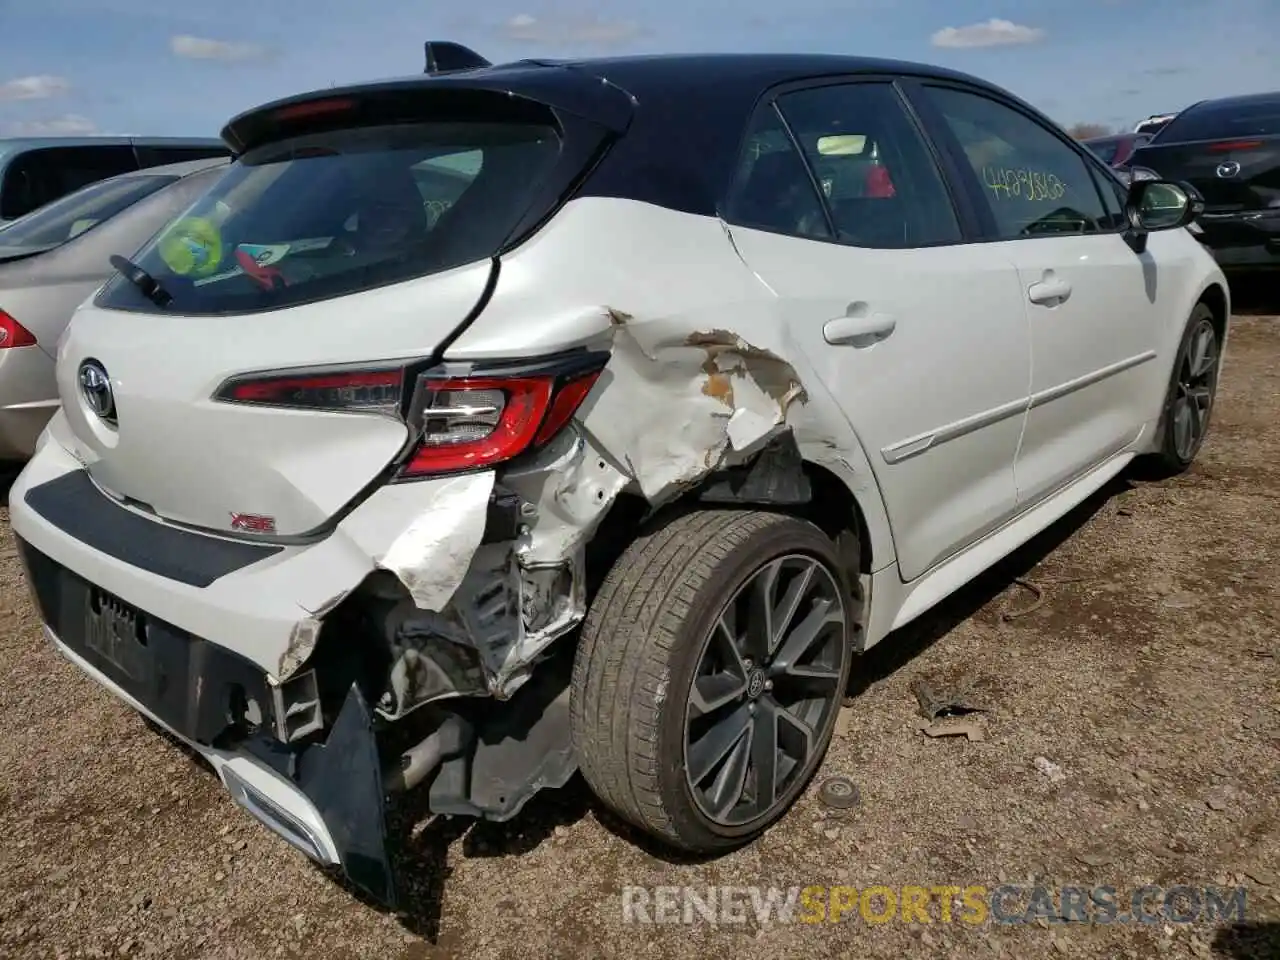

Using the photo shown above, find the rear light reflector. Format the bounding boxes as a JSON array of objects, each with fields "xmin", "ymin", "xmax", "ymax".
[
  {"xmin": 0, "ymin": 309, "xmax": 37, "ymax": 349},
  {"xmin": 1208, "ymin": 140, "xmax": 1263, "ymax": 152},
  {"xmin": 215, "ymin": 368, "xmax": 403, "ymax": 415}
]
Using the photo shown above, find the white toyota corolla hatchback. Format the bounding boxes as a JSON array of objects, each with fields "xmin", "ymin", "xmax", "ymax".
[{"xmin": 8, "ymin": 44, "xmax": 1228, "ymax": 906}]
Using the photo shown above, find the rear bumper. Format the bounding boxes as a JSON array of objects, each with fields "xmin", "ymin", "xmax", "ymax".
[
  {"xmin": 18, "ymin": 535, "xmax": 394, "ymax": 903},
  {"xmin": 7, "ymin": 420, "xmax": 582, "ymax": 907},
  {"xmin": 0, "ymin": 345, "xmax": 56, "ymax": 461},
  {"xmin": 1196, "ymin": 211, "xmax": 1280, "ymax": 269},
  {"xmin": 47, "ymin": 626, "xmax": 345, "ymax": 866},
  {"xmin": 9, "ymin": 419, "xmax": 407, "ymax": 679}
]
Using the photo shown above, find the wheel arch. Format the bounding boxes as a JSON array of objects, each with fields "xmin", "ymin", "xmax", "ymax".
[{"xmin": 1196, "ymin": 280, "xmax": 1229, "ymax": 350}]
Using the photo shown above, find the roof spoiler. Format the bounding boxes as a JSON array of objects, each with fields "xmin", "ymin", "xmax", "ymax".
[{"xmin": 424, "ymin": 41, "xmax": 491, "ymax": 75}]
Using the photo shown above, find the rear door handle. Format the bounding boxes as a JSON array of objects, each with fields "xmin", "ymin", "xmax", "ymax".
[
  {"xmin": 1027, "ymin": 272, "xmax": 1072, "ymax": 305},
  {"xmin": 824, "ymin": 307, "xmax": 896, "ymax": 347}
]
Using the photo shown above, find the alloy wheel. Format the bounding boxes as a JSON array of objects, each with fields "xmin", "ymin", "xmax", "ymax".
[
  {"xmin": 1172, "ymin": 318, "xmax": 1219, "ymax": 462},
  {"xmin": 682, "ymin": 554, "xmax": 847, "ymax": 827}
]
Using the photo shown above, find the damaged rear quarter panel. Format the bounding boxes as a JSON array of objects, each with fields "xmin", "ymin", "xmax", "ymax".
[{"xmin": 446, "ymin": 196, "xmax": 895, "ymax": 564}]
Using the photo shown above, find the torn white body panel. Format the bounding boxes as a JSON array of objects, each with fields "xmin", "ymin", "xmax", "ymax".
[
  {"xmin": 448, "ymin": 196, "xmax": 895, "ymax": 564},
  {"xmin": 7, "ymin": 419, "xmax": 500, "ymax": 681},
  {"xmin": 376, "ymin": 471, "xmax": 494, "ymax": 611}
]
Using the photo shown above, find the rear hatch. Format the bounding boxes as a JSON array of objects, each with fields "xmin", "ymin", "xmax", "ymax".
[
  {"xmin": 55, "ymin": 81, "xmax": 620, "ymax": 538},
  {"xmin": 1131, "ymin": 98, "xmax": 1280, "ymax": 213}
]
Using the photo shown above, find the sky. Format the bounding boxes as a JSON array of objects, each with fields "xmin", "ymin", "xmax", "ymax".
[{"xmin": 0, "ymin": 0, "xmax": 1277, "ymax": 139}]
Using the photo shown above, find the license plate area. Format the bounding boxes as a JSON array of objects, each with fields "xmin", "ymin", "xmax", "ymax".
[{"xmin": 83, "ymin": 587, "xmax": 149, "ymax": 683}]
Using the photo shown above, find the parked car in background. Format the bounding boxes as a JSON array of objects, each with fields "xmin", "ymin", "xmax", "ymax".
[
  {"xmin": 1083, "ymin": 131, "xmax": 1152, "ymax": 168},
  {"xmin": 1135, "ymin": 113, "xmax": 1179, "ymax": 136},
  {"xmin": 1128, "ymin": 90, "xmax": 1280, "ymax": 272},
  {"xmin": 0, "ymin": 157, "xmax": 229, "ymax": 460},
  {"xmin": 0, "ymin": 136, "xmax": 230, "ymax": 224},
  {"xmin": 8, "ymin": 44, "xmax": 1228, "ymax": 910}
]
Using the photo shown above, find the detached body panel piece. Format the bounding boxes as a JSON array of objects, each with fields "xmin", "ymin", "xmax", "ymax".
[{"xmin": 8, "ymin": 45, "xmax": 1229, "ymax": 908}]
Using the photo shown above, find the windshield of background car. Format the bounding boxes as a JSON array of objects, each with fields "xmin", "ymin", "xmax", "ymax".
[
  {"xmin": 96, "ymin": 120, "xmax": 561, "ymax": 315},
  {"xmin": 1156, "ymin": 99, "xmax": 1280, "ymax": 142},
  {"xmin": 0, "ymin": 174, "xmax": 175, "ymax": 250}
]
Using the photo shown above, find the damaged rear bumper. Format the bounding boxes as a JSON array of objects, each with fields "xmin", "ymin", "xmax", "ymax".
[
  {"xmin": 7, "ymin": 418, "xmax": 602, "ymax": 908},
  {"xmin": 21, "ymin": 535, "xmax": 578, "ymax": 908}
]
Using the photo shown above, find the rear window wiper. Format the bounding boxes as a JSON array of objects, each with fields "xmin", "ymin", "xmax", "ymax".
[{"xmin": 109, "ymin": 254, "xmax": 173, "ymax": 308}]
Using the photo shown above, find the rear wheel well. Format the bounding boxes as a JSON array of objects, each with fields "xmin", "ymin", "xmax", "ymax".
[{"xmin": 583, "ymin": 456, "xmax": 874, "ymax": 602}]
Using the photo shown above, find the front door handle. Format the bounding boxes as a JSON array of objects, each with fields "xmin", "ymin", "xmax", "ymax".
[
  {"xmin": 1027, "ymin": 271, "xmax": 1072, "ymax": 305},
  {"xmin": 824, "ymin": 306, "xmax": 897, "ymax": 347}
]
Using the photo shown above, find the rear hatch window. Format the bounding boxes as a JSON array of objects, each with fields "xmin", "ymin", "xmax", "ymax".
[{"xmin": 97, "ymin": 119, "xmax": 561, "ymax": 315}]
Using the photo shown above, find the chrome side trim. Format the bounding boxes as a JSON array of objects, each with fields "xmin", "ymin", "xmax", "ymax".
[
  {"xmin": 880, "ymin": 350, "xmax": 1157, "ymax": 466},
  {"xmin": 1027, "ymin": 350, "xmax": 1157, "ymax": 410},
  {"xmin": 881, "ymin": 396, "xmax": 1027, "ymax": 465}
]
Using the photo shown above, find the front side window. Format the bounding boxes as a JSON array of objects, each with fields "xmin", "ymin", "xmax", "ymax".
[
  {"xmin": 925, "ymin": 86, "xmax": 1110, "ymax": 240},
  {"xmin": 0, "ymin": 174, "xmax": 174, "ymax": 251},
  {"xmin": 776, "ymin": 82, "xmax": 962, "ymax": 248},
  {"xmin": 97, "ymin": 120, "xmax": 560, "ymax": 315}
]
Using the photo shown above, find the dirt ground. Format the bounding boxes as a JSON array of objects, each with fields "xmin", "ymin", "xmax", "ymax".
[{"xmin": 0, "ymin": 287, "xmax": 1277, "ymax": 960}]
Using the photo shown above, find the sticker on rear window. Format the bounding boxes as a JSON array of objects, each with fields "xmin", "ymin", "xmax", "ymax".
[
  {"xmin": 157, "ymin": 216, "xmax": 224, "ymax": 278},
  {"xmin": 192, "ymin": 237, "xmax": 336, "ymax": 286}
]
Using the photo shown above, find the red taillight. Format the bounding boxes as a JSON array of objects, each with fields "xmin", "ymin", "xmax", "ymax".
[
  {"xmin": 1208, "ymin": 140, "xmax": 1264, "ymax": 152},
  {"xmin": 401, "ymin": 376, "xmax": 554, "ymax": 476},
  {"xmin": 534, "ymin": 370, "xmax": 602, "ymax": 447},
  {"xmin": 0, "ymin": 309, "xmax": 37, "ymax": 349},
  {"xmin": 213, "ymin": 356, "xmax": 606, "ymax": 478},
  {"xmin": 215, "ymin": 368, "xmax": 404, "ymax": 415}
]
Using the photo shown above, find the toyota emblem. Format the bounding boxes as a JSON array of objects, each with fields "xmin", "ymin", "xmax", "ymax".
[
  {"xmin": 1216, "ymin": 161, "xmax": 1241, "ymax": 179},
  {"xmin": 78, "ymin": 359, "xmax": 116, "ymax": 423}
]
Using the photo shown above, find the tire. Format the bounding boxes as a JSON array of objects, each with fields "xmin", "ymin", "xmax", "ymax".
[
  {"xmin": 571, "ymin": 508, "xmax": 855, "ymax": 854},
  {"xmin": 1145, "ymin": 303, "xmax": 1222, "ymax": 477}
]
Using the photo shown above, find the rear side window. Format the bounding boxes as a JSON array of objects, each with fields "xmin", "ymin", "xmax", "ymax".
[
  {"xmin": 0, "ymin": 174, "xmax": 174, "ymax": 249},
  {"xmin": 723, "ymin": 105, "xmax": 832, "ymax": 240},
  {"xmin": 925, "ymin": 86, "xmax": 1110, "ymax": 239},
  {"xmin": 776, "ymin": 83, "xmax": 962, "ymax": 247},
  {"xmin": 98, "ymin": 120, "xmax": 560, "ymax": 315},
  {"xmin": 1156, "ymin": 98, "xmax": 1280, "ymax": 142}
]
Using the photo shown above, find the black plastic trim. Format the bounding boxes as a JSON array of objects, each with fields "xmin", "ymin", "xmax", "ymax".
[{"xmin": 23, "ymin": 471, "xmax": 281, "ymax": 588}]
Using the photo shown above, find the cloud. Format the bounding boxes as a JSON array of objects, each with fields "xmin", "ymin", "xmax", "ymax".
[
  {"xmin": 5, "ymin": 114, "xmax": 98, "ymax": 136},
  {"xmin": 498, "ymin": 13, "xmax": 644, "ymax": 47},
  {"xmin": 170, "ymin": 34, "xmax": 270, "ymax": 62},
  {"xmin": 931, "ymin": 18, "xmax": 1046, "ymax": 49},
  {"xmin": 0, "ymin": 75, "xmax": 72, "ymax": 102}
]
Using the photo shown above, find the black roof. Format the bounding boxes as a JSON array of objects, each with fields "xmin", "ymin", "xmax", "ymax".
[
  {"xmin": 222, "ymin": 51, "xmax": 1014, "ymax": 150},
  {"xmin": 218, "ymin": 50, "xmax": 1043, "ymax": 221}
]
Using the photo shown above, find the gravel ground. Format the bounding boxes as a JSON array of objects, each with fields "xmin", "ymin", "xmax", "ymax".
[{"xmin": 0, "ymin": 293, "xmax": 1277, "ymax": 960}]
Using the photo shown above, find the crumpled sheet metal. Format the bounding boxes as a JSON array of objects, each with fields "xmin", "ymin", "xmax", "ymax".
[
  {"xmin": 377, "ymin": 471, "xmax": 495, "ymax": 612},
  {"xmin": 369, "ymin": 307, "xmax": 820, "ymax": 706},
  {"xmin": 578, "ymin": 316, "xmax": 808, "ymax": 506}
]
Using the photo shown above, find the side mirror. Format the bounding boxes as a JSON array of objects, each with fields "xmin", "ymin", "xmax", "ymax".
[{"xmin": 1126, "ymin": 179, "xmax": 1203, "ymax": 232}]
